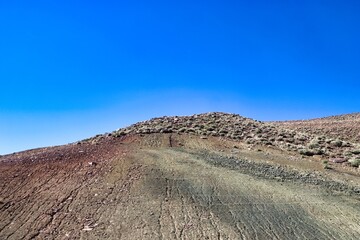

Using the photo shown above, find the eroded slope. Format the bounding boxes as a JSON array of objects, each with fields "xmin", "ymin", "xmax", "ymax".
[{"xmin": 1, "ymin": 134, "xmax": 359, "ymax": 239}]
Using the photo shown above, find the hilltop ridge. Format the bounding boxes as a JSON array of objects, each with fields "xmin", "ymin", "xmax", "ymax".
[
  {"xmin": 272, "ymin": 112, "xmax": 360, "ymax": 144},
  {"xmin": 83, "ymin": 112, "xmax": 360, "ymax": 166}
]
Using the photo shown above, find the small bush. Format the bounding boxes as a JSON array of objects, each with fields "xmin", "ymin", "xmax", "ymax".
[
  {"xmin": 323, "ymin": 160, "xmax": 331, "ymax": 169},
  {"xmin": 178, "ymin": 127, "xmax": 186, "ymax": 133},
  {"xmin": 299, "ymin": 149, "xmax": 315, "ymax": 156},
  {"xmin": 219, "ymin": 129, "xmax": 228, "ymax": 134},
  {"xmin": 114, "ymin": 131, "xmax": 126, "ymax": 138},
  {"xmin": 330, "ymin": 140, "xmax": 343, "ymax": 147},
  {"xmin": 186, "ymin": 128, "xmax": 195, "ymax": 133},
  {"xmin": 351, "ymin": 149, "xmax": 360, "ymax": 155},
  {"xmin": 308, "ymin": 143, "xmax": 320, "ymax": 149},
  {"xmin": 348, "ymin": 158, "xmax": 360, "ymax": 167},
  {"xmin": 344, "ymin": 151, "xmax": 353, "ymax": 157},
  {"xmin": 206, "ymin": 126, "xmax": 215, "ymax": 131}
]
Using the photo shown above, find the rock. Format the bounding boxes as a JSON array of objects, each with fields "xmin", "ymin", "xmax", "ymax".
[
  {"xmin": 82, "ymin": 225, "xmax": 93, "ymax": 231},
  {"xmin": 330, "ymin": 158, "xmax": 347, "ymax": 163}
]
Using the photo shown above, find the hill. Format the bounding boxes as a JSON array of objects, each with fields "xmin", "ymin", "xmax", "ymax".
[
  {"xmin": 272, "ymin": 113, "xmax": 360, "ymax": 144},
  {"xmin": 0, "ymin": 112, "xmax": 359, "ymax": 239},
  {"xmin": 94, "ymin": 112, "xmax": 360, "ymax": 164}
]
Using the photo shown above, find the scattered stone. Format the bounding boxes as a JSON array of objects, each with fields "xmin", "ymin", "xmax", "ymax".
[
  {"xmin": 82, "ymin": 225, "xmax": 93, "ymax": 231},
  {"xmin": 330, "ymin": 158, "xmax": 347, "ymax": 163}
]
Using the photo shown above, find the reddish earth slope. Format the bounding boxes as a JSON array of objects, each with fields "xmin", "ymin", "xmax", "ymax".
[{"xmin": 1, "ymin": 113, "xmax": 359, "ymax": 239}]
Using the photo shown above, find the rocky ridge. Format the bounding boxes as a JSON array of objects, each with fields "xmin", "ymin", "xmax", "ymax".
[
  {"xmin": 87, "ymin": 112, "xmax": 360, "ymax": 167},
  {"xmin": 272, "ymin": 113, "xmax": 360, "ymax": 144}
]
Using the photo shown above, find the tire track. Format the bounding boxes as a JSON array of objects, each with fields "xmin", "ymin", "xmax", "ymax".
[{"xmin": 141, "ymin": 148, "xmax": 360, "ymax": 240}]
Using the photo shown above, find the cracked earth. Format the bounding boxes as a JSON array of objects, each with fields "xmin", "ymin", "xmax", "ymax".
[{"xmin": 0, "ymin": 133, "xmax": 359, "ymax": 239}]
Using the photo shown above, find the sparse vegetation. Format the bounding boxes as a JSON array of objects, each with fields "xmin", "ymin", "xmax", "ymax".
[
  {"xmin": 96, "ymin": 112, "xmax": 360, "ymax": 167},
  {"xmin": 299, "ymin": 149, "xmax": 316, "ymax": 156},
  {"xmin": 351, "ymin": 149, "xmax": 360, "ymax": 155},
  {"xmin": 348, "ymin": 158, "xmax": 360, "ymax": 167},
  {"xmin": 272, "ymin": 113, "xmax": 360, "ymax": 144},
  {"xmin": 330, "ymin": 140, "xmax": 342, "ymax": 147},
  {"xmin": 322, "ymin": 160, "xmax": 331, "ymax": 169}
]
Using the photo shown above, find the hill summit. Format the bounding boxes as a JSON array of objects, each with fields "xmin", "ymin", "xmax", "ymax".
[{"xmin": 84, "ymin": 112, "xmax": 360, "ymax": 165}]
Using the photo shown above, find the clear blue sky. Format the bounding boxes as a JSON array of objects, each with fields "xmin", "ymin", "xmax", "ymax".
[{"xmin": 1, "ymin": 0, "xmax": 359, "ymax": 154}]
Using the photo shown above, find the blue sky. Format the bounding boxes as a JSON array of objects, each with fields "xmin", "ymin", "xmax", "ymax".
[{"xmin": 1, "ymin": 0, "xmax": 359, "ymax": 154}]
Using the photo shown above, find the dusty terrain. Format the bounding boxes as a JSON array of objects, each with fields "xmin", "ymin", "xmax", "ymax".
[
  {"xmin": 272, "ymin": 113, "xmax": 360, "ymax": 144},
  {"xmin": 0, "ymin": 113, "xmax": 359, "ymax": 239}
]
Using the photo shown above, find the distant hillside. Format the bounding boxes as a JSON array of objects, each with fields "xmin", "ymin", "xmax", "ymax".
[{"xmin": 272, "ymin": 113, "xmax": 360, "ymax": 144}]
